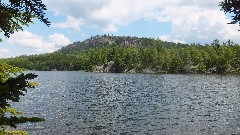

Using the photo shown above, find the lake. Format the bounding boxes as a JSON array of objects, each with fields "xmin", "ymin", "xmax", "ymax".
[{"xmin": 13, "ymin": 71, "xmax": 240, "ymax": 135}]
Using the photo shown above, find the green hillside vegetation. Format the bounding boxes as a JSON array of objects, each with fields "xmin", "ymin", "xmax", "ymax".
[{"xmin": 1, "ymin": 35, "xmax": 240, "ymax": 74}]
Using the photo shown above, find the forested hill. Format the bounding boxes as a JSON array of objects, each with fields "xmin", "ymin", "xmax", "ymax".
[
  {"xmin": 1, "ymin": 35, "xmax": 240, "ymax": 74},
  {"xmin": 57, "ymin": 35, "xmax": 188, "ymax": 54}
]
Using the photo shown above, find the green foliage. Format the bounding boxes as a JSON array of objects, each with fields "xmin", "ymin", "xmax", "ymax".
[
  {"xmin": 0, "ymin": 1, "xmax": 50, "ymax": 134},
  {"xmin": 1, "ymin": 130, "xmax": 28, "ymax": 135},
  {"xmin": 220, "ymin": 0, "xmax": 240, "ymax": 27},
  {"xmin": 0, "ymin": 63, "xmax": 44, "ymax": 135},
  {"xmin": 1, "ymin": 36, "xmax": 240, "ymax": 74},
  {"xmin": 0, "ymin": 0, "xmax": 50, "ymax": 41}
]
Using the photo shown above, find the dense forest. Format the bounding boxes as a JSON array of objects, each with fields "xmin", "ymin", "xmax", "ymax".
[{"xmin": 1, "ymin": 35, "xmax": 240, "ymax": 74}]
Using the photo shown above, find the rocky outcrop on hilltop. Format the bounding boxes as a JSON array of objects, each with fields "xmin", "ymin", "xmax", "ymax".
[{"xmin": 83, "ymin": 34, "xmax": 142, "ymax": 47}]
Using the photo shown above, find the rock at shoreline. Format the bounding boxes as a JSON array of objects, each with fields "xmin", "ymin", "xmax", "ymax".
[
  {"xmin": 93, "ymin": 65, "xmax": 105, "ymax": 72},
  {"xmin": 142, "ymin": 68, "xmax": 157, "ymax": 74},
  {"xmin": 93, "ymin": 61, "xmax": 115, "ymax": 73},
  {"xmin": 104, "ymin": 61, "xmax": 115, "ymax": 72}
]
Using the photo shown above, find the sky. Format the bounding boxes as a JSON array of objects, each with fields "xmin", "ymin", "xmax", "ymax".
[{"xmin": 1, "ymin": 0, "xmax": 240, "ymax": 58}]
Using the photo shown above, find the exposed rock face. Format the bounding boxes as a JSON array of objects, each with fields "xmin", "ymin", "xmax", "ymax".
[
  {"xmin": 93, "ymin": 65, "xmax": 105, "ymax": 72},
  {"xmin": 207, "ymin": 67, "xmax": 230, "ymax": 74},
  {"xmin": 207, "ymin": 67, "xmax": 218, "ymax": 73},
  {"xmin": 83, "ymin": 35, "xmax": 142, "ymax": 47},
  {"xmin": 142, "ymin": 68, "xmax": 157, "ymax": 74},
  {"xmin": 93, "ymin": 61, "xmax": 115, "ymax": 73},
  {"xmin": 125, "ymin": 69, "xmax": 136, "ymax": 74},
  {"xmin": 191, "ymin": 68, "xmax": 204, "ymax": 74},
  {"xmin": 104, "ymin": 61, "xmax": 115, "ymax": 73}
]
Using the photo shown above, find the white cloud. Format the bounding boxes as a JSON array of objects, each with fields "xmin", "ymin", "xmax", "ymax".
[
  {"xmin": 173, "ymin": 39, "xmax": 186, "ymax": 44},
  {"xmin": 49, "ymin": 33, "xmax": 71, "ymax": 46},
  {"xmin": 159, "ymin": 35, "xmax": 186, "ymax": 44},
  {"xmin": 8, "ymin": 30, "xmax": 70, "ymax": 53},
  {"xmin": 44, "ymin": 0, "xmax": 240, "ymax": 44},
  {"xmin": 148, "ymin": 5, "xmax": 240, "ymax": 44},
  {"xmin": 45, "ymin": 0, "xmax": 223, "ymax": 31},
  {"xmin": 45, "ymin": 0, "xmax": 181, "ymax": 32},
  {"xmin": 52, "ymin": 16, "xmax": 84, "ymax": 31},
  {"xmin": 0, "ymin": 49, "xmax": 9, "ymax": 58},
  {"xmin": 158, "ymin": 35, "xmax": 170, "ymax": 41},
  {"xmin": 179, "ymin": 0, "xmax": 219, "ymax": 9},
  {"xmin": 0, "ymin": 49, "xmax": 9, "ymax": 53}
]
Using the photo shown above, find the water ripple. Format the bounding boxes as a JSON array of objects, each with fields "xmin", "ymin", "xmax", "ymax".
[{"xmin": 12, "ymin": 72, "xmax": 240, "ymax": 135}]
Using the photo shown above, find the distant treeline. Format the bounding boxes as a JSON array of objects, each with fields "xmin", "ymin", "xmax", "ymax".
[{"xmin": 1, "ymin": 35, "xmax": 240, "ymax": 74}]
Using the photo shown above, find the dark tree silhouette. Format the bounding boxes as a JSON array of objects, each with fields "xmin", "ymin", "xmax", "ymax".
[
  {"xmin": 0, "ymin": 0, "xmax": 50, "ymax": 41},
  {"xmin": 0, "ymin": 1, "xmax": 50, "ymax": 134},
  {"xmin": 220, "ymin": 0, "xmax": 240, "ymax": 27}
]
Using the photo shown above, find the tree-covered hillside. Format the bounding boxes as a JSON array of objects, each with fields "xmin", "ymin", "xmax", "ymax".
[
  {"xmin": 57, "ymin": 35, "xmax": 188, "ymax": 54},
  {"xmin": 1, "ymin": 35, "xmax": 240, "ymax": 74}
]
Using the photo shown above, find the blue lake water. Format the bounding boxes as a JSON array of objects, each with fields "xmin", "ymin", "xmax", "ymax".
[{"xmin": 13, "ymin": 71, "xmax": 240, "ymax": 134}]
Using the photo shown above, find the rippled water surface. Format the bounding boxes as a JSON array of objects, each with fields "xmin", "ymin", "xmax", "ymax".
[{"xmin": 13, "ymin": 71, "xmax": 240, "ymax": 135}]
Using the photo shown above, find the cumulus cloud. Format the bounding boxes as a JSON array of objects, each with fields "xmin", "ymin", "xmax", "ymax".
[
  {"xmin": 159, "ymin": 35, "xmax": 186, "ymax": 44},
  {"xmin": 8, "ymin": 30, "xmax": 70, "ymax": 53},
  {"xmin": 148, "ymin": 6, "xmax": 240, "ymax": 44},
  {"xmin": 52, "ymin": 16, "xmax": 84, "ymax": 31},
  {"xmin": 45, "ymin": 0, "xmax": 180, "ymax": 32},
  {"xmin": 0, "ymin": 49, "xmax": 9, "ymax": 53},
  {"xmin": 0, "ymin": 49, "xmax": 9, "ymax": 58},
  {"xmin": 45, "ymin": 0, "xmax": 240, "ymax": 44},
  {"xmin": 49, "ymin": 33, "xmax": 71, "ymax": 46}
]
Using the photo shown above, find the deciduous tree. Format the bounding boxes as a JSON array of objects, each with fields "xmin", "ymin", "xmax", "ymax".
[
  {"xmin": 0, "ymin": 0, "xmax": 50, "ymax": 41},
  {"xmin": 220, "ymin": 0, "xmax": 240, "ymax": 28},
  {"xmin": 0, "ymin": 0, "xmax": 50, "ymax": 134}
]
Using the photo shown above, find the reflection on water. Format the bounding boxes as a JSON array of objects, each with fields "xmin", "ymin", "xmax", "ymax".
[{"xmin": 13, "ymin": 72, "xmax": 240, "ymax": 135}]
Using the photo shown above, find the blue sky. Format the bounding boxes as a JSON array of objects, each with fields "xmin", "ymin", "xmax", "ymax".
[{"xmin": 1, "ymin": 0, "xmax": 240, "ymax": 58}]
